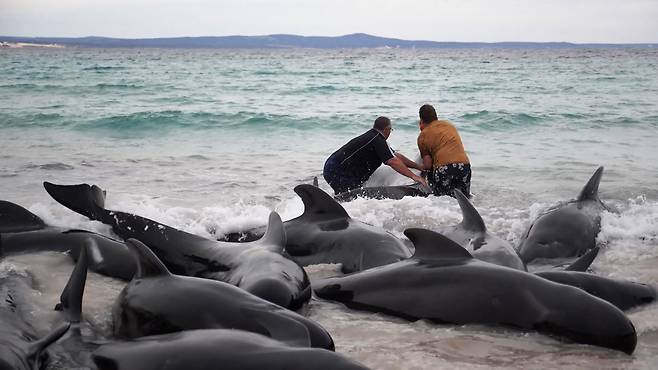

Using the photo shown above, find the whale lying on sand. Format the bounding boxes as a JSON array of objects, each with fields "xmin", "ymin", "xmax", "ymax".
[
  {"xmin": 518, "ymin": 166, "xmax": 612, "ymax": 264},
  {"xmin": 43, "ymin": 182, "xmax": 310, "ymax": 310},
  {"xmin": 0, "ymin": 200, "xmax": 134, "ymax": 280},
  {"xmin": 112, "ymin": 239, "xmax": 335, "ymax": 350},
  {"xmin": 0, "ymin": 243, "xmax": 70, "ymax": 369},
  {"xmin": 314, "ymin": 228, "xmax": 637, "ymax": 354},
  {"xmin": 435, "ymin": 189, "xmax": 525, "ymax": 270},
  {"xmin": 92, "ymin": 328, "xmax": 369, "ymax": 370},
  {"xmin": 223, "ymin": 184, "xmax": 412, "ymax": 273},
  {"xmin": 333, "ymin": 182, "xmax": 430, "ymax": 202}
]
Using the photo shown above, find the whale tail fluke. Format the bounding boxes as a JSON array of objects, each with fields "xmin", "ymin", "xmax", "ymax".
[{"xmin": 43, "ymin": 182, "xmax": 106, "ymax": 221}]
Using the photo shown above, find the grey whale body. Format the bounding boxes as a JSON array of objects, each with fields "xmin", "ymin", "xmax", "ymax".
[
  {"xmin": 314, "ymin": 228, "xmax": 637, "ymax": 354},
  {"xmin": 518, "ymin": 166, "xmax": 611, "ymax": 264},
  {"xmin": 0, "ymin": 258, "xmax": 70, "ymax": 370},
  {"xmin": 112, "ymin": 239, "xmax": 335, "ymax": 351},
  {"xmin": 43, "ymin": 182, "xmax": 310, "ymax": 310},
  {"xmin": 92, "ymin": 329, "xmax": 369, "ymax": 370},
  {"xmin": 223, "ymin": 184, "xmax": 412, "ymax": 273},
  {"xmin": 333, "ymin": 183, "xmax": 429, "ymax": 202},
  {"xmin": 0, "ymin": 199, "xmax": 135, "ymax": 280},
  {"xmin": 435, "ymin": 189, "xmax": 525, "ymax": 270}
]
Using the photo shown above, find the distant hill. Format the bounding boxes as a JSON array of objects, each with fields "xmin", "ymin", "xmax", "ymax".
[{"xmin": 1, "ymin": 33, "xmax": 655, "ymax": 49}]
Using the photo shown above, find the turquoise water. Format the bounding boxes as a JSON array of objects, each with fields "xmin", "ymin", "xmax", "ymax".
[{"xmin": 1, "ymin": 47, "xmax": 657, "ymax": 369}]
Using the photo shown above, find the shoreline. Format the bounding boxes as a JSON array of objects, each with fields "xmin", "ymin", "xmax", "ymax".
[{"xmin": 0, "ymin": 41, "xmax": 64, "ymax": 48}]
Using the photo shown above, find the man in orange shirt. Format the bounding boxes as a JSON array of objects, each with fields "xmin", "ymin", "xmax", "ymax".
[{"xmin": 417, "ymin": 104, "xmax": 471, "ymax": 197}]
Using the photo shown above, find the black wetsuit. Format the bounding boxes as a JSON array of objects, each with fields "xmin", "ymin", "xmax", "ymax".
[{"xmin": 323, "ymin": 129, "xmax": 394, "ymax": 194}]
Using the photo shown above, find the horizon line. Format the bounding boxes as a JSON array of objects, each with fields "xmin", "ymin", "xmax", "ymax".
[{"xmin": 1, "ymin": 33, "xmax": 657, "ymax": 46}]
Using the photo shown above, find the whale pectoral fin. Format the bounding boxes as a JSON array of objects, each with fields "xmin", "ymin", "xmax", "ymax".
[
  {"xmin": 576, "ymin": 166, "xmax": 604, "ymax": 202},
  {"xmin": 43, "ymin": 182, "xmax": 106, "ymax": 221},
  {"xmin": 294, "ymin": 184, "xmax": 350, "ymax": 220},
  {"xmin": 404, "ymin": 228, "xmax": 473, "ymax": 260},
  {"xmin": 565, "ymin": 246, "xmax": 600, "ymax": 272},
  {"xmin": 260, "ymin": 211, "xmax": 286, "ymax": 253},
  {"xmin": 454, "ymin": 189, "xmax": 486, "ymax": 233},
  {"xmin": 124, "ymin": 238, "xmax": 172, "ymax": 278},
  {"xmin": 241, "ymin": 307, "xmax": 311, "ymax": 348},
  {"xmin": 57, "ymin": 244, "xmax": 89, "ymax": 323},
  {"xmin": 0, "ymin": 200, "xmax": 47, "ymax": 233}
]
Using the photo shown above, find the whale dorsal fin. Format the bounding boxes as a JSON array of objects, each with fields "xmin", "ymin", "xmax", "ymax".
[
  {"xmin": 294, "ymin": 184, "xmax": 349, "ymax": 219},
  {"xmin": 241, "ymin": 307, "xmax": 311, "ymax": 348},
  {"xmin": 260, "ymin": 212, "xmax": 286, "ymax": 253},
  {"xmin": 404, "ymin": 228, "xmax": 473, "ymax": 260},
  {"xmin": 27, "ymin": 322, "xmax": 70, "ymax": 360},
  {"xmin": 576, "ymin": 166, "xmax": 604, "ymax": 202},
  {"xmin": 125, "ymin": 238, "xmax": 171, "ymax": 278},
  {"xmin": 0, "ymin": 200, "xmax": 46, "ymax": 233},
  {"xmin": 454, "ymin": 189, "xmax": 486, "ymax": 232},
  {"xmin": 565, "ymin": 246, "xmax": 600, "ymax": 272},
  {"xmin": 56, "ymin": 244, "xmax": 89, "ymax": 323}
]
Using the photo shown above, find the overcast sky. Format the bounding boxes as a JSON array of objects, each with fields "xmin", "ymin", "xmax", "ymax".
[{"xmin": 1, "ymin": 0, "xmax": 657, "ymax": 43}]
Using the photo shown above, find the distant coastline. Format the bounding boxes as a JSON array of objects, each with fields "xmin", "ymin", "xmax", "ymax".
[{"xmin": 1, "ymin": 33, "xmax": 656, "ymax": 49}]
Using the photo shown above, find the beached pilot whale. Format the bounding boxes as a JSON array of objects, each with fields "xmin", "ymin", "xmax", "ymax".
[
  {"xmin": 112, "ymin": 239, "xmax": 334, "ymax": 350},
  {"xmin": 333, "ymin": 182, "xmax": 430, "ymax": 202},
  {"xmin": 435, "ymin": 189, "xmax": 525, "ymax": 270},
  {"xmin": 224, "ymin": 184, "xmax": 412, "ymax": 273},
  {"xmin": 518, "ymin": 166, "xmax": 612, "ymax": 264},
  {"xmin": 92, "ymin": 328, "xmax": 369, "ymax": 370},
  {"xmin": 43, "ymin": 182, "xmax": 311, "ymax": 310},
  {"xmin": 0, "ymin": 243, "xmax": 71, "ymax": 369},
  {"xmin": 314, "ymin": 228, "xmax": 637, "ymax": 354},
  {"xmin": 0, "ymin": 200, "xmax": 135, "ymax": 280}
]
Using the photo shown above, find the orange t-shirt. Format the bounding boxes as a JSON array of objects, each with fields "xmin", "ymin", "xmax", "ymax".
[{"xmin": 417, "ymin": 120, "xmax": 470, "ymax": 168}]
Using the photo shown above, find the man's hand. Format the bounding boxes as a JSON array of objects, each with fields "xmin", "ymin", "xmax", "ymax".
[{"xmin": 412, "ymin": 175, "xmax": 429, "ymax": 189}]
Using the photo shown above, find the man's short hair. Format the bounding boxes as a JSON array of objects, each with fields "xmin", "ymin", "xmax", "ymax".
[
  {"xmin": 419, "ymin": 104, "xmax": 438, "ymax": 123},
  {"xmin": 373, "ymin": 116, "xmax": 391, "ymax": 130}
]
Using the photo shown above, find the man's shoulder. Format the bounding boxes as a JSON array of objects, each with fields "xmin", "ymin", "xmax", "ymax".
[{"xmin": 435, "ymin": 119, "xmax": 455, "ymax": 127}]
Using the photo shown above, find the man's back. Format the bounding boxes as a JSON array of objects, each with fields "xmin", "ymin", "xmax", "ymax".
[
  {"xmin": 417, "ymin": 120, "xmax": 469, "ymax": 168},
  {"xmin": 327, "ymin": 129, "xmax": 394, "ymax": 182}
]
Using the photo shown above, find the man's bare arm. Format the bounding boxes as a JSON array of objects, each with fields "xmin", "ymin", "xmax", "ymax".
[
  {"xmin": 386, "ymin": 157, "xmax": 428, "ymax": 188},
  {"xmin": 394, "ymin": 152, "xmax": 425, "ymax": 171}
]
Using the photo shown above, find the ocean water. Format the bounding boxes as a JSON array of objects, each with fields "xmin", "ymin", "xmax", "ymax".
[{"xmin": 1, "ymin": 47, "xmax": 657, "ymax": 369}]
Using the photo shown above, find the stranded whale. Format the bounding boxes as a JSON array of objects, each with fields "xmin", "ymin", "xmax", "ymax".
[
  {"xmin": 518, "ymin": 166, "xmax": 611, "ymax": 264},
  {"xmin": 92, "ymin": 329, "xmax": 369, "ymax": 370},
  {"xmin": 0, "ymin": 200, "xmax": 134, "ymax": 280},
  {"xmin": 333, "ymin": 183, "xmax": 430, "ymax": 202},
  {"xmin": 0, "ymin": 239, "xmax": 71, "ymax": 369},
  {"xmin": 435, "ymin": 189, "xmax": 525, "ymax": 270},
  {"xmin": 223, "ymin": 184, "xmax": 412, "ymax": 273},
  {"xmin": 314, "ymin": 228, "xmax": 637, "ymax": 354},
  {"xmin": 43, "ymin": 182, "xmax": 310, "ymax": 310},
  {"xmin": 112, "ymin": 239, "xmax": 335, "ymax": 350}
]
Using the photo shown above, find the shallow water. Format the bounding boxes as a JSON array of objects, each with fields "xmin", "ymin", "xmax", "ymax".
[{"xmin": 0, "ymin": 47, "xmax": 657, "ymax": 369}]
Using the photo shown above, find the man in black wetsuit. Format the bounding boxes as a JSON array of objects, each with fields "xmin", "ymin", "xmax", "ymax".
[{"xmin": 323, "ymin": 116, "xmax": 427, "ymax": 194}]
